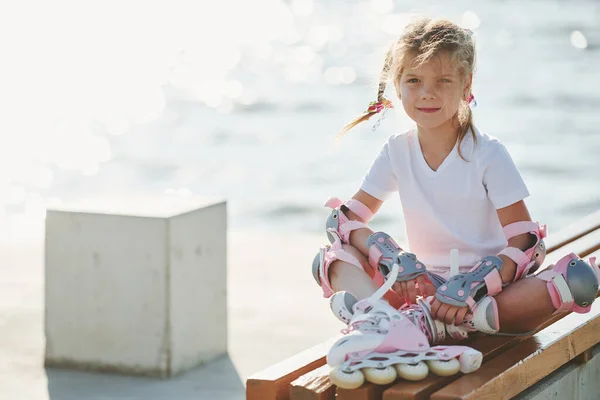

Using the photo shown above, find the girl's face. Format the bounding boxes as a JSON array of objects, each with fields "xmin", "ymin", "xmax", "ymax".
[{"xmin": 396, "ymin": 52, "xmax": 470, "ymax": 131}]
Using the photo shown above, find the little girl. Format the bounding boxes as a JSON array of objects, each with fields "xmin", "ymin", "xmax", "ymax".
[{"xmin": 312, "ymin": 17, "xmax": 600, "ymax": 388}]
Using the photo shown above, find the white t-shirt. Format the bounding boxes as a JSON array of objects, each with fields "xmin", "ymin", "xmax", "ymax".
[{"xmin": 360, "ymin": 127, "xmax": 530, "ymax": 276}]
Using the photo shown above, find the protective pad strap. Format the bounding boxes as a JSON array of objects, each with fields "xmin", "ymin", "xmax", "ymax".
[
  {"xmin": 325, "ymin": 197, "xmax": 371, "ymax": 244},
  {"xmin": 539, "ymin": 272, "xmax": 575, "ymax": 314},
  {"xmin": 537, "ymin": 253, "xmax": 600, "ymax": 315},
  {"xmin": 324, "ymin": 197, "xmax": 374, "ymax": 222},
  {"xmin": 500, "ymin": 221, "xmax": 548, "ymax": 281},
  {"xmin": 317, "ymin": 230, "xmax": 365, "ymax": 298},
  {"xmin": 498, "ymin": 247, "xmax": 530, "ymax": 266},
  {"xmin": 436, "ymin": 256, "xmax": 504, "ymax": 309},
  {"xmin": 366, "ymin": 232, "xmax": 429, "ymax": 282},
  {"xmin": 338, "ymin": 221, "xmax": 369, "ymax": 243},
  {"xmin": 344, "ymin": 199, "xmax": 374, "ymax": 222},
  {"xmin": 498, "ymin": 247, "xmax": 536, "ymax": 281},
  {"xmin": 503, "ymin": 221, "xmax": 547, "ymax": 240}
]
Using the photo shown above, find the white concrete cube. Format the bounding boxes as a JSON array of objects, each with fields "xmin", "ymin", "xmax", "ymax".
[{"xmin": 44, "ymin": 196, "xmax": 227, "ymax": 377}]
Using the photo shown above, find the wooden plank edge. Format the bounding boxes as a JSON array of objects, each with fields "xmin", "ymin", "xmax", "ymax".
[
  {"xmin": 545, "ymin": 209, "xmax": 600, "ymax": 253},
  {"xmin": 541, "ymin": 226, "xmax": 600, "ymax": 266},
  {"xmin": 336, "ymin": 382, "xmax": 396, "ymax": 400},
  {"xmin": 575, "ymin": 348, "xmax": 594, "ymax": 365},
  {"xmin": 246, "ymin": 336, "xmax": 340, "ymax": 400},
  {"xmin": 290, "ymin": 364, "xmax": 335, "ymax": 400},
  {"xmin": 430, "ymin": 302, "xmax": 600, "ymax": 399},
  {"xmin": 379, "ymin": 334, "xmax": 524, "ymax": 400}
]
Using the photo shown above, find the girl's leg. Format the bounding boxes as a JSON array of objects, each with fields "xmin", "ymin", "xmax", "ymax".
[
  {"xmin": 329, "ymin": 244, "xmax": 403, "ymax": 308},
  {"xmin": 494, "ymin": 276, "xmax": 556, "ymax": 333},
  {"xmin": 495, "ymin": 253, "xmax": 599, "ymax": 333},
  {"xmin": 329, "ymin": 244, "xmax": 378, "ymax": 299}
]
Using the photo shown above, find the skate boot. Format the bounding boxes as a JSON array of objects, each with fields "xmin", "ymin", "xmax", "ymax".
[
  {"xmin": 329, "ymin": 290, "xmax": 358, "ymax": 325},
  {"xmin": 327, "ymin": 264, "xmax": 483, "ymax": 389},
  {"xmin": 443, "ymin": 295, "xmax": 500, "ymax": 340}
]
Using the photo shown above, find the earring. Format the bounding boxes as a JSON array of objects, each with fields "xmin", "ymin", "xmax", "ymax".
[{"xmin": 466, "ymin": 93, "xmax": 477, "ymax": 107}]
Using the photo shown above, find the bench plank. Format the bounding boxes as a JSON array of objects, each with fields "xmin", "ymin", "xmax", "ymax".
[
  {"xmin": 430, "ymin": 302, "xmax": 600, "ymax": 399},
  {"xmin": 544, "ymin": 209, "xmax": 600, "ymax": 253},
  {"xmin": 336, "ymin": 384, "xmax": 394, "ymax": 400},
  {"xmin": 290, "ymin": 364, "xmax": 336, "ymax": 400},
  {"xmin": 380, "ymin": 336, "xmax": 518, "ymax": 400},
  {"xmin": 246, "ymin": 337, "xmax": 338, "ymax": 400},
  {"xmin": 542, "ymin": 225, "xmax": 600, "ymax": 266}
]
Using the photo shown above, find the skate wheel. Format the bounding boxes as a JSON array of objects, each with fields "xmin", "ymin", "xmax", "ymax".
[
  {"xmin": 363, "ymin": 366, "xmax": 397, "ymax": 385},
  {"xmin": 395, "ymin": 361, "xmax": 429, "ymax": 381},
  {"xmin": 458, "ymin": 348, "xmax": 483, "ymax": 373},
  {"xmin": 329, "ymin": 366, "xmax": 364, "ymax": 389},
  {"xmin": 427, "ymin": 358, "xmax": 460, "ymax": 377}
]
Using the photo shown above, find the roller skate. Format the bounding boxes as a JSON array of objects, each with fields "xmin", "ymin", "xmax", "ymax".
[{"xmin": 327, "ymin": 264, "xmax": 483, "ymax": 389}]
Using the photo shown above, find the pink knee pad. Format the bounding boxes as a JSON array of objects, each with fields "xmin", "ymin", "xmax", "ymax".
[
  {"xmin": 313, "ymin": 230, "xmax": 373, "ymax": 298},
  {"xmin": 537, "ymin": 253, "xmax": 599, "ymax": 315}
]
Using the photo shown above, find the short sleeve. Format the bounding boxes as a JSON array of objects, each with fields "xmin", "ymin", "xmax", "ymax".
[
  {"xmin": 483, "ymin": 142, "xmax": 530, "ymax": 209},
  {"xmin": 360, "ymin": 141, "xmax": 398, "ymax": 201}
]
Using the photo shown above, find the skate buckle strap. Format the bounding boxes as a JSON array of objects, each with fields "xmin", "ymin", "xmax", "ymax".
[
  {"xmin": 366, "ymin": 232, "xmax": 428, "ymax": 282},
  {"xmin": 537, "ymin": 253, "xmax": 600, "ymax": 315},
  {"xmin": 436, "ymin": 256, "xmax": 504, "ymax": 309}
]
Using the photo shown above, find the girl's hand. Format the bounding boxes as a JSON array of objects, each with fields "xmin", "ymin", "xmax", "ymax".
[
  {"xmin": 430, "ymin": 298, "xmax": 470, "ymax": 325},
  {"xmin": 392, "ymin": 275, "xmax": 436, "ymax": 305}
]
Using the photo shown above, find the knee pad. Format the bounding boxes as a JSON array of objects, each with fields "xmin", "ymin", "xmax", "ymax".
[
  {"xmin": 498, "ymin": 221, "xmax": 547, "ymax": 281},
  {"xmin": 537, "ymin": 253, "xmax": 599, "ymax": 315},
  {"xmin": 313, "ymin": 230, "xmax": 366, "ymax": 298},
  {"xmin": 324, "ymin": 197, "xmax": 373, "ymax": 244},
  {"xmin": 366, "ymin": 232, "xmax": 446, "ymax": 288}
]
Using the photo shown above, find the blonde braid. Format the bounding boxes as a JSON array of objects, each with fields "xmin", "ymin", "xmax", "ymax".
[{"xmin": 336, "ymin": 50, "xmax": 393, "ymax": 139}]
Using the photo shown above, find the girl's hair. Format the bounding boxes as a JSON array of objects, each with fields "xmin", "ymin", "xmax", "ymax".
[{"xmin": 338, "ymin": 18, "xmax": 477, "ymax": 159}]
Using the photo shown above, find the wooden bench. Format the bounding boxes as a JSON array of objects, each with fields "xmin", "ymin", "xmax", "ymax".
[{"xmin": 246, "ymin": 210, "xmax": 600, "ymax": 400}]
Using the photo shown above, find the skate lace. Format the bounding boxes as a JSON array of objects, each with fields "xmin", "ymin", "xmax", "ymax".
[
  {"xmin": 398, "ymin": 302, "xmax": 434, "ymax": 343},
  {"xmin": 340, "ymin": 263, "xmax": 402, "ymax": 335},
  {"xmin": 341, "ymin": 309, "xmax": 391, "ymax": 335}
]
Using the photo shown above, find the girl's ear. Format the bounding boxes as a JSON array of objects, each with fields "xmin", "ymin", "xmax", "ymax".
[{"xmin": 463, "ymin": 73, "xmax": 473, "ymax": 100}]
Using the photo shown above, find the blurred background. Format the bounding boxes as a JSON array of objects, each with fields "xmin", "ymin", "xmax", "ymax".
[{"xmin": 1, "ymin": 0, "xmax": 599, "ymax": 243}]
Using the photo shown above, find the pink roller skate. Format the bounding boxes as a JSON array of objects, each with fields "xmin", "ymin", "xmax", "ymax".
[{"xmin": 327, "ymin": 264, "xmax": 482, "ymax": 389}]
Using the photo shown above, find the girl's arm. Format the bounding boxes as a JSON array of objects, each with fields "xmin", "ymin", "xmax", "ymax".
[
  {"xmin": 496, "ymin": 200, "xmax": 537, "ymax": 283},
  {"xmin": 431, "ymin": 200, "xmax": 542, "ymax": 324},
  {"xmin": 343, "ymin": 190, "xmax": 436, "ymax": 301},
  {"xmin": 344, "ymin": 190, "xmax": 384, "ymax": 256}
]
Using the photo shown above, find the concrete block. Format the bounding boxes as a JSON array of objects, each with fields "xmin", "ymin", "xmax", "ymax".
[{"xmin": 44, "ymin": 196, "xmax": 227, "ymax": 377}]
